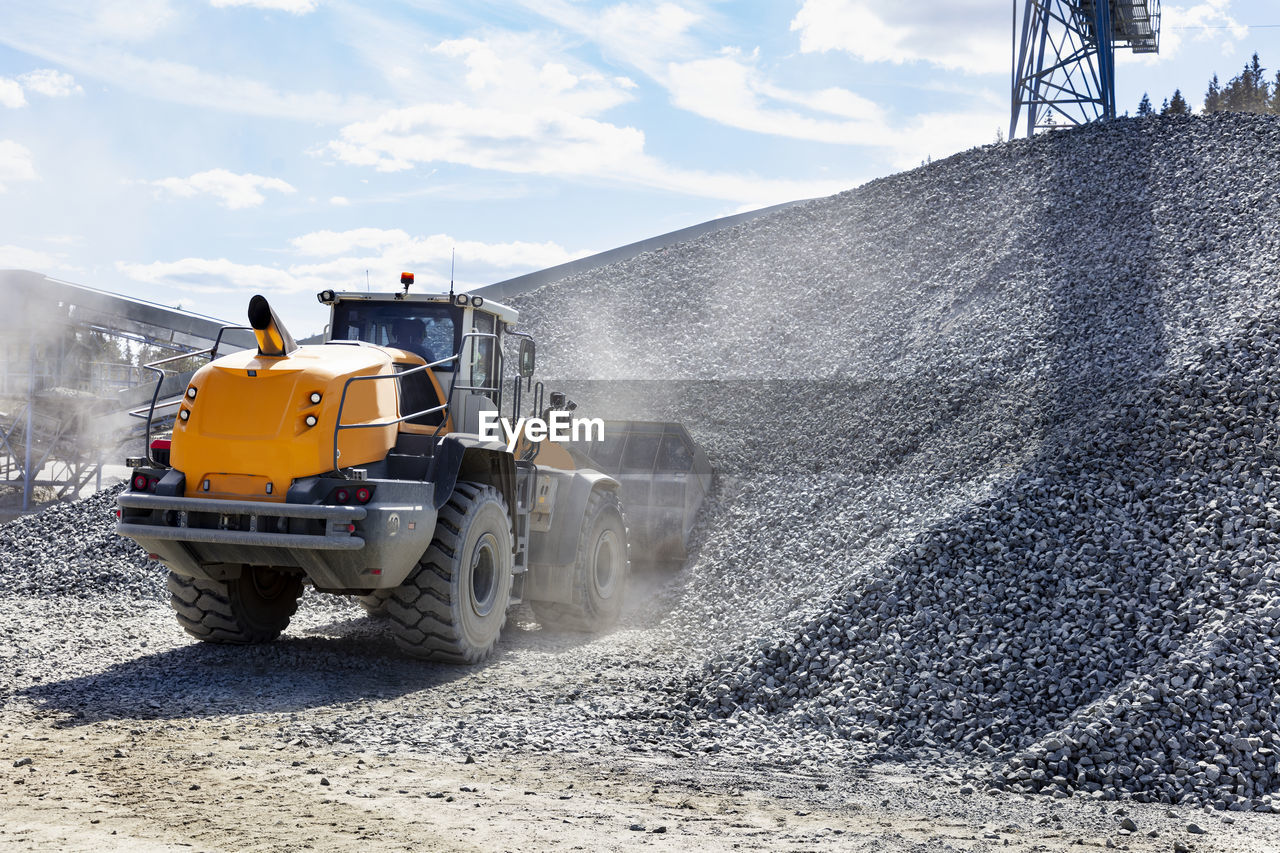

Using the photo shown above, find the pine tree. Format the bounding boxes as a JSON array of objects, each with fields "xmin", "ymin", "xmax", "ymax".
[
  {"xmin": 1220, "ymin": 53, "xmax": 1270, "ymax": 113},
  {"xmin": 1247, "ymin": 52, "xmax": 1268, "ymax": 111},
  {"xmin": 1273, "ymin": 71, "xmax": 1280, "ymax": 114},
  {"xmin": 1205, "ymin": 74, "xmax": 1222, "ymax": 113},
  {"xmin": 1137, "ymin": 92, "xmax": 1154, "ymax": 116},
  {"xmin": 1165, "ymin": 89, "xmax": 1190, "ymax": 116}
]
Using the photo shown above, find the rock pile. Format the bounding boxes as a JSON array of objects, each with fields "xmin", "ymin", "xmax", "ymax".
[
  {"xmin": 0, "ymin": 485, "xmax": 163, "ymax": 601},
  {"xmin": 512, "ymin": 113, "xmax": 1280, "ymax": 809},
  {"xmin": 515, "ymin": 113, "xmax": 1280, "ymax": 392},
  {"xmin": 690, "ymin": 312, "xmax": 1280, "ymax": 809}
]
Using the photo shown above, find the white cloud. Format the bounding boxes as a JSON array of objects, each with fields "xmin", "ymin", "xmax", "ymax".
[
  {"xmin": 0, "ymin": 79, "xmax": 25, "ymax": 108},
  {"xmin": 791, "ymin": 0, "xmax": 1008, "ymax": 75},
  {"xmin": 500, "ymin": 0, "xmax": 702, "ymax": 80},
  {"xmin": 152, "ymin": 169, "xmax": 296, "ymax": 209},
  {"xmin": 1, "ymin": 69, "xmax": 83, "ymax": 107},
  {"xmin": 117, "ymin": 258, "xmax": 301, "ymax": 294},
  {"xmin": 86, "ymin": 53, "xmax": 379, "ymax": 121},
  {"xmin": 0, "ymin": 4, "xmax": 381, "ymax": 124},
  {"xmin": 329, "ymin": 195, "xmax": 349, "ymax": 206},
  {"xmin": 328, "ymin": 102, "xmax": 646, "ymax": 175},
  {"xmin": 512, "ymin": 1, "xmax": 1001, "ymax": 171},
  {"xmin": 289, "ymin": 228, "xmax": 580, "ymax": 269},
  {"xmin": 326, "ymin": 101, "xmax": 856, "ymax": 204},
  {"xmin": 1149, "ymin": 1, "xmax": 1247, "ymax": 60},
  {"xmin": 324, "ymin": 32, "xmax": 644, "ymax": 176},
  {"xmin": 430, "ymin": 35, "xmax": 634, "ymax": 115},
  {"xmin": 0, "ymin": 140, "xmax": 38, "ymax": 191},
  {"xmin": 666, "ymin": 51, "xmax": 888, "ymax": 145},
  {"xmin": 888, "ymin": 109, "xmax": 1008, "ymax": 170},
  {"xmin": 592, "ymin": 2, "xmax": 702, "ymax": 74},
  {"xmin": 290, "ymin": 227, "xmax": 410, "ymax": 256},
  {"xmin": 210, "ymin": 0, "xmax": 319, "ymax": 14},
  {"xmin": 17, "ymin": 69, "xmax": 82, "ymax": 98},
  {"xmin": 668, "ymin": 52, "xmax": 1003, "ymax": 169},
  {"xmin": 118, "ymin": 229, "xmax": 587, "ymax": 296},
  {"xmin": 94, "ymin": 0, "xmax": 175, "ymax": 40},
  {"xmin": 325, "ymin": 31, "xmax": 855, "ymax": 206},
  {"xmin": 0, "ymin": 245, "xmax": 69, "ymax": 270}
]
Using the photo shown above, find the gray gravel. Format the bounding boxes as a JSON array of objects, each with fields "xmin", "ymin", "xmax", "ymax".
[
  {"xmin": 687, "ymin": 314, "xmax": 1280, "ymax": 811},
  {"xmin": 0, "ymin": 486, "xmax": 163, "ymax": 601},
  {"xmin": 516, "ymin": 113, "xmax": 1280, "ymax": 810},
  {"xmin": 3, "ymin": 112, "xmax": 1280, "ymax": 819}
]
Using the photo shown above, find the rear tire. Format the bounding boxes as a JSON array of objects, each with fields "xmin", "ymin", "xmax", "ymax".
[
  {"xmin": 167, "ymin": 568, "xmax": 302, "ymax": 644},
  {"xmin": 533, "ymin": 489, "xmax": 630, "ymax": 633},
  {"xmin": 387, "ymin": 482, "xmax": 513, "ymax": 663}
]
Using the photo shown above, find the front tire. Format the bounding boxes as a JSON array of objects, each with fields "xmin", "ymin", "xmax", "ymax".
[
  {"xmin": 533, "ymin": 489, "xmax": 630, "ymax": 633},
  {"xmin": 167, "ymin": 568, "xmax": 302, "ymax": 644},
  {"xmin": 387, "ymin": 482, "xmax": 513, "ymax": 663}
]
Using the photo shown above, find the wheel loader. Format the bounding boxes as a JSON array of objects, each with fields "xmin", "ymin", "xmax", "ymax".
[{"xmin": 115, "ymin": 278, "xmax": 711, "ymax": 663}]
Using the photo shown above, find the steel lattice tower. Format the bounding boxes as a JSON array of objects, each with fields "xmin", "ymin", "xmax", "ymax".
[{"xmin": 1011, "ymin": 0, "xmax": 1161, "ymax": 139}]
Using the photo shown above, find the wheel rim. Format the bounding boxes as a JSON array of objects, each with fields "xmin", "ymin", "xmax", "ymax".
[
  {"xmin": 470, "ymin": 532, "xmax": 499, "ymax": 617},
  {"xmin": 250, "ymin": 568, "xmax": 289, "ymax": 601},
  {"xmin": 593, "ymin": 530, "xmax": 620, "ymax": 598}
]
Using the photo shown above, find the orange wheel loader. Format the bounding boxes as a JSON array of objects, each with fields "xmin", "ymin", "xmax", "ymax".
[{"xmin": 116, "ymin": 278, "xmax": 711, "ymax": 663}]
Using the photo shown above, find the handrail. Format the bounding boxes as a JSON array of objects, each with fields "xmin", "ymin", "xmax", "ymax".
[
  {"xmin": 330, "ymin": 354, "xmax": 460, "ymax": 473},
  {"xmin": 504, "ymin": 329, "xmax": 535, "ymax": 424},
  {"xmin": 429, "ymin": 331, "xmax": 501, "ymax": 444},
  {"xmin": 522, "ymin": 380, "xmax": 546, "ymax": 462},
  {"xmin": 136, "ymin": 325, "xmax": 253, "ymax": 466},
  {"xmin": 329, "ymin": 331, "xmax": 503, "ymax": 477}
]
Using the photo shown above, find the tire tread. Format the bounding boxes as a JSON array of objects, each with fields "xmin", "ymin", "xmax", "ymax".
[{"xmin": 390, "ymin": 482, "xmax": 512, "ymax": 663}]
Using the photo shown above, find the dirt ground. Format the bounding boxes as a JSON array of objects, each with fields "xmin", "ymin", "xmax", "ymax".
[
  {"xmin": 1, "ymin": 593, "xmax": 1278, "ymax": 852},
  {"xmin": 4, "ymin": 697, "xmax": 1280, "ymax": 851}
]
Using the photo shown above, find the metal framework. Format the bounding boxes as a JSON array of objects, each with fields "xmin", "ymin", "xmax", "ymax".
[
  {"xmin": 1011, "ymin": 0, "xmax": 1160, "ymax": 139},
  {"xmin": 0, "ymin": 269, "xmax": 255, "ymax": 512}
]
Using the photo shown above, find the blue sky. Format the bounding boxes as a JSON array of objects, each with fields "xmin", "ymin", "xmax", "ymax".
[{"xmin": 1, "ymin": 0, "xmax": 1277, "ymax": 334}]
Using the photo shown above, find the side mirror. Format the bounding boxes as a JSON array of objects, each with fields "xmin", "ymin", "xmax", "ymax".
[{"xmin": 518, "ymin": 339, "xmax": 536, "ymax": 378}]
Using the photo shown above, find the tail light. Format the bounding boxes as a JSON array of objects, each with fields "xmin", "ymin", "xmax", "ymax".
[
  {"xmin": 131, "ymin": 473, "xmax": 160, "ymax": 493},
  {"xmin": 327, "ymin": 485, "xmax": 374, "ymax": 505}
]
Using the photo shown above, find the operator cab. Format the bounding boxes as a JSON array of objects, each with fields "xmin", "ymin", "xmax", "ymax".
[{"xmin": 317, "ymin": 287, "xmax": 520, "ymax": 434}]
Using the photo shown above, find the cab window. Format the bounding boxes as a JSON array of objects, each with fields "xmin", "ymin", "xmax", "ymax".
[
  {"xmin": 394, "ymin": 363, "xmax": 445, "ymax": 426},
  {"xmin": 468, "ymin": 311, "xmax": 497, "ymax": 393},
  {"xmin": 332, "ymin": 302, "xmax": 461, "ymax": 367}
]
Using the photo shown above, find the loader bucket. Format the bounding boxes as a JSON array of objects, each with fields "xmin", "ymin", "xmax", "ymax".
[{"xmin": 565, "ymin": 420, "xmax": 713, "ymax": 563}]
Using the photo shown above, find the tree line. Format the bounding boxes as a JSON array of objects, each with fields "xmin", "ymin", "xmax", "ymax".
[{"xmin": 1138, "ymin": 52, "xmax": 1280, "ymax": 117}]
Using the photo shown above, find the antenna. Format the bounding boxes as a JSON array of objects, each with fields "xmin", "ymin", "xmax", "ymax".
[
  {"xmin": 365, "ymin": 269, "xmax": 370, "ymax": 292},
  {"xmin": 449, "ymin": 247, "xmax": 455, "ymax": 299}
]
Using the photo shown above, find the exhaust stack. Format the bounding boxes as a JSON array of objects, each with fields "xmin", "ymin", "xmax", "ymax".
[{"xmin": 247, "ymin": 294, "xmax": 298, "ymax": 358}]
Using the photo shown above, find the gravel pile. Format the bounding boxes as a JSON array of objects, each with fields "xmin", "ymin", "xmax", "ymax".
[
  {"xmin": 512, "ymin": 112, "xmax": 1280, "ymax": 809},
  {"xmin": 0, "ymin": 486, "xmax": 164, "ymax": 601},
  {"xmin": 691, "ymin": 313, "xmax": 1280, "ymax": 810},
  {"xmin": 515, "ymin": 114, "xmax": 1279, "ymax": 391}
]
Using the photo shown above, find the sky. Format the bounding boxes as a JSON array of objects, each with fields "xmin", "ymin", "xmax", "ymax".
[{"xmin": 1, "ymin": 0, "xmax": 1278, "ymax": 335}]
